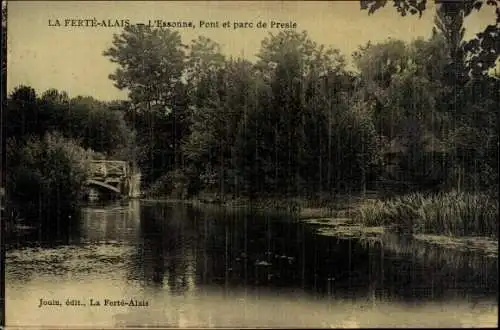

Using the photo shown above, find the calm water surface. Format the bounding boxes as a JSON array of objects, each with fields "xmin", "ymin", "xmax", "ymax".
[{"xmin": 5, "ymin": 200, "xmax": 498, "ymax": 328}]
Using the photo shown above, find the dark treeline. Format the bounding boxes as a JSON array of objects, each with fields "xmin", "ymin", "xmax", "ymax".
[
  {"xmin": 5, "ymin": 90, "xmax": 135, "ymax": 228},
  {"xmin": 100, "ymin": 1, "xmax": 498, "ymax": 199},
  {"xmin": 4, "ymin": 1, "xmax": 499, "ymax": 229}
]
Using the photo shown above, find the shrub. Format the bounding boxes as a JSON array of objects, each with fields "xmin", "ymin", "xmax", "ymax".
[
  {"xmin": 147, "ymin": 169, "xmax": 189, "ymax": 199},
  {"xmin": 7, "ymin": 132, "xmax": 95, "ymax": 224}
]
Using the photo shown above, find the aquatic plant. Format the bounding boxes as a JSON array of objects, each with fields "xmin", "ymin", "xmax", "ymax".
[{"xmin": 353, "ymin": 191, "xmax": 499, "ymax": 238}]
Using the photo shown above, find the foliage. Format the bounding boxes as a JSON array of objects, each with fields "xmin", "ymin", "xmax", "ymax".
[
  {"xmin": 7, "ymin": 87, "xmax": 136, "ymax": 161},
  {"xmin": 5, "ymin": 86, "xmax": 136, "ymax": 229},
  {"xmin": 354, "ymin": 191, "xmax": 499, "ymax": 238},
  {"xmin": 182, "ymin": 40, "xmax": 240, "ymax": 195},
  {"xmin": 101, "ymin": 22, "xmax": 497, "ymax": 202},
  {"xmin": 7, "ymin": 132, "xmax": 95, "ymax": 224},
  {"xmin": 104, "ymin": 25, "xmax": 189, "ymax": 184},
  {"xmin": 103, "ymin": 25, "xmax": 186, "ymax": 106},
  {"xmin": 146, "ymin": 169, "xmax": 189, "ymax": 199},
  {"xmin": 231, "ymin": 31, "xmax": 379, "ymax": 196},
  {"xmin": 7, "ymin": 8, "xmax": 497, "ymax": 243},
  {"xmin": 352, "ymin": 25, "xmax": 498, "ymax": 192},
  {"xmin": 360, "ymin": 0, "xmax": 500, "ymax": 79}
]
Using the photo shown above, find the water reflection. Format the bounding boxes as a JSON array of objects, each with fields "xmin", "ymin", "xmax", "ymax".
[
  {"xmin": 81, "ymin": 199, "xmax": 141, "ymax": 244},
  {"xmin": 132, "ymin": 204, "xmax": 199, "ymax": 295},
  {"xmin": 367, "ymin": 232, "xmax": 498, "ymax": 303},
  {"xmin": 5, "ymin": 201, "xmax": 498, "ymax": 328},
  {"xmin": 134, "ymin": 203, "xmax": 498, "ymax": 304}
]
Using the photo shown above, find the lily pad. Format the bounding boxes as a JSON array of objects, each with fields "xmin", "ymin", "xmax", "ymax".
[
  {"xmin": 414, "ymin": 234, "xmax": 498, "ymax": 256},
  {"xmin": 315, "ymin": 224, "xmax": 385, "ymax": 240},
  {"xmin": 301, "ymin": 217, "xmax": 352, "ymax": 226}
]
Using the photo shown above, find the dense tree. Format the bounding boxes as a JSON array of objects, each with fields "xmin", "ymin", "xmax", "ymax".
[
  {"xmin": 360, "ymin": 0, "xmax": 500, "ymax": 78},
  {"xmin": 231, "ymin": 31, "xmax": 380, "ymax": 197},
  {"xmin": 104, "ymin": 25, "xmax": 190, "ymax": 184},
  {"xmin": 184, "ymin": 58, "xmax": 255, "ymax": 196},
  {"xmin": 9, "ymin": 9, "xmax": 496, "ymax": 208},
  {"xmin": 185, "ymin": 36, "xmax": 226, "ymax": 96},
  {"xmin": 359, "ymin": 0, "xmax": 499, "ymax": 192},
  {"xmin": 7, "ymin": 89, "xmax": 135, "ymax": 161},
  {"xmin": 103, "ymin": 25, "xmax": 186, "ymax": 108},
  {"xmin": 353, "ymin": 37, "xmax": 449, "ymax": 188},
  {"xmin": 6, "ymin": 86, "xmax": 43, "ymax": 139},
  {"xmin": 66, "ymin": 96, "xmax": 134, "ymax": 158},
  {"xmin": 353, "ymin": 38, "xmax": 445, "ymax": 141},
  {"xmin": 5, "ymin": 86, "xmax": 139, "ymax": 229},
  {"xmin": 7, "ymin": 132, "xmax": 95, "ymax": 224}
]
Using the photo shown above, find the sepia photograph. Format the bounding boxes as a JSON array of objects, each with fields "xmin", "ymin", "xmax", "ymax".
[{"xmin": 2, "ymin": 0, "xmax": 499, "ymax": 328}]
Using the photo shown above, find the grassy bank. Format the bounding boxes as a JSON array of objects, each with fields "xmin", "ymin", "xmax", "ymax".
[
  {"xmin": 142, "ymin": 189, "xmax": 498, "ymax": 241},
  {"xmin": 351, "ymin": 190, "xmax": 498, "ymax": 239},
  {"xmin": 298, "ymin": 190, "xmax": 498, "ymax": 257}
]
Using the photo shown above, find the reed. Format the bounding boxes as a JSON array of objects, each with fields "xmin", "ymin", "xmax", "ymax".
[{"xmin": 353, "ymin": 190, "xmax": 499, "ymax": 238}]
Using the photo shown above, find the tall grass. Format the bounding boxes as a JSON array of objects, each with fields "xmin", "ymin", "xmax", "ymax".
[{"xmin": 353, "ymin": 191, "xmax": 499, "ymax": 238}]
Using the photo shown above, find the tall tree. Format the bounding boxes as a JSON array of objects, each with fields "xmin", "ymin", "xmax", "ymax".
[
  {"xmin": 360, "ymin": 0, "xmax": 499, "ymax": 192},
  {"xmin": 104, "ymin": 25, "xmax": 187, "ymax": 184},
  {"xmin": 183, "ymin": 37, "xmax": 257, "ymax": 196},
  {"xmin": 6, "ymin": 86, "xmax": 41, "ymax": 139},
  {"xmin": 360, "ymin": 0, "xmax": 500, "ymax": 78},
  {"xmin": 232, "ymin": 30, "xmax": 378, "ymax": 196}
]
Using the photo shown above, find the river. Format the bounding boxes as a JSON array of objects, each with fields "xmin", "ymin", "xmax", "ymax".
[{"xmin": 5, "ymin": 200, "xmax": 498, "ymax": 328}]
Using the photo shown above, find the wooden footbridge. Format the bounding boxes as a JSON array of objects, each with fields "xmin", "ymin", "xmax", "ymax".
[{"xmin": 85, "ymin": 160, "xmax": 141, "ymax": 201}]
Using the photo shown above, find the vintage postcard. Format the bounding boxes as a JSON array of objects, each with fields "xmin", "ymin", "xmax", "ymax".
[{"xmin": 3, "ymin": 0, "xmax": 498, "ymax": 328}]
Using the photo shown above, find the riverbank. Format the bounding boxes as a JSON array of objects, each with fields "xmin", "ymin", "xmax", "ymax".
[
  {"xmin": 6, "ymin": 193, "xmax": 497, "ymax": 329},
  {"xmin": 301, "ymin": 217, "xmax": 498, "ymax": 257},
  {"xmin": 295, "ymin": 191, "xmax": 498, "ymax": 257},
  {"xmin": 141, "ymin": 190, "xmax": 498, "ymax": 256}
]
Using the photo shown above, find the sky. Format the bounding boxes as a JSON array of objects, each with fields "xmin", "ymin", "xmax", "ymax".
[{"xmin": 7, "ymin": 0, "xmax": 497, "ymax": 101}]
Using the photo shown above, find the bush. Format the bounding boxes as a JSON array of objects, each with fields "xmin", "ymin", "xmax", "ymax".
[
  {"xmin": 7, "ymin": 132, "xmax": 95, "ymax": 224},
  {"xmin": 147, "ymin": 169, "xmax": 189, "ymax": 199},
  {"xmin": 354, "ymin": 191, "xmax": 498, "ymax": 238}
]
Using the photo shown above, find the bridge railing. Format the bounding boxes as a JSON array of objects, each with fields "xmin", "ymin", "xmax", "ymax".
[
  {"xmin": 85, "ymin": 160, "xmax": 141, "ymax": 198},
  {"xmin": 88, "ymin": 160, "xmax": 128, "ymax": 178}
]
